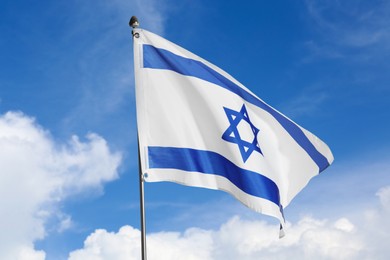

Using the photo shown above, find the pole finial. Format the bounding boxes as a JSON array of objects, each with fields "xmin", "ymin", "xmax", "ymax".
[{"xmin": 129, "ymin": 16, "xmax": 139, "ymax": 28}]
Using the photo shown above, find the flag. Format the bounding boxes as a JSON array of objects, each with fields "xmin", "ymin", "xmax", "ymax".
[{"xmin": 133, "ymin": 28, "xmax": 334, "ymax": 235}]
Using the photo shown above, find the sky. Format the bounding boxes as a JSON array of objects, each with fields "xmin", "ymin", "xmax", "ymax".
[{"xmin": 0, "ymin": 0, "xmax": 389, "ymax": 259}]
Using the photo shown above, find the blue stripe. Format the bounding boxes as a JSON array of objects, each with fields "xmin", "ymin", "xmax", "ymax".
[
  {"xmin": 143, "ymin": 45, "xmax": 330, "ymax": 172},
  {"xmin": 148, "ymin": 146, "xmax": 281, "ymax": 207}
]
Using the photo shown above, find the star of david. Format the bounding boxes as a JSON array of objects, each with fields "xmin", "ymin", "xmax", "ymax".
[{"xmin": 222, "ymin": 104, "xmax": 262, "ymax": 162}]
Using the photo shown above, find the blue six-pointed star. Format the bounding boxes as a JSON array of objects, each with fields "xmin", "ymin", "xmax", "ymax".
[{"xmin": 222, "ymin": 104, "xmax": 263, "ymax": 162}]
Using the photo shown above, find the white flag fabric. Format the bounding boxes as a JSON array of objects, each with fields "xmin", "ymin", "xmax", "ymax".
[{"xmin": 133, "ymin": 29, "xmax": 334, "ymax": 235}]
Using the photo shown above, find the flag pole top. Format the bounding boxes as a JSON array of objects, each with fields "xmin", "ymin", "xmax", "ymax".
[
  {"xmin": 129, "ymin": 16, "xmax": 139, "ymax": 28},
  {"xmin": 129, "ymin": 16, "xmax": 140, "ymax": 38}
]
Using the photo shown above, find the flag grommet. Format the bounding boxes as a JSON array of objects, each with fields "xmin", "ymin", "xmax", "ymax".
[{"xmin": 143, "ymin": 173, "xmax": 148, "ymax": 180}]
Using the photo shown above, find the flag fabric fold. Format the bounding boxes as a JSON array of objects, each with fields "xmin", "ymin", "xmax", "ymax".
[{"xmin": 133, "ymin": 28, "xmax": 334, "ymax": 235}]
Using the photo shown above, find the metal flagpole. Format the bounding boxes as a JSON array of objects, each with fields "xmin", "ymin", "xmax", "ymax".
[
  {"xmin": 138, "ymin": 137, "xmax": 147, "ymax": 260},
  {"xmin": 129, "ymin": 16, "xmax": 147, "ymax": 260}
]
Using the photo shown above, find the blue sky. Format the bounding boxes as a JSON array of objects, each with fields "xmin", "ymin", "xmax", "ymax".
[{"xmin": 1, "ymin": 0, "xmax": 389, "ymax": 259}]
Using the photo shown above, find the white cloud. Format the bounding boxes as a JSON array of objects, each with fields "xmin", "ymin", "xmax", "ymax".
[
  {"xmin": 59, "ymin": 0, "xmax": 169, "ymax": 136},
  {"xmin": 278, "ymin": 87, "xmax": 328, "ymax": 119},
  {"xmin": 16, "ymin": 246, "xmax": 46, "ymax": 260},
  {"xmin": 57, "ymin": 213, "xmax": 73, "ymax": 233},
  {"xmin": 304, "ymin": 0, "xmax": 390, "ymax": 61},
  {"xmin": 0, "ymin": 111, "xmax": 122, "ymax": 259},
  {"xmin": 69, "ymin": 185, "xmax": 390, "ymax": 260},
  {"xmin": 69, "ymin": 226, "xmax": 142, "ymax": 260},
  {"xmin": 377, "ymin": 186, "xmax": 390, "ymax": 210}
]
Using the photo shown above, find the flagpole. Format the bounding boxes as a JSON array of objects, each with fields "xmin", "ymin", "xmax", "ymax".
[
  {"xmin": 138, "ymin": 137, "xmax": 147, "ymax": 260},
  {"xmin": 130, "ymin": 16, "xmax": 147, "ymax": 260}
]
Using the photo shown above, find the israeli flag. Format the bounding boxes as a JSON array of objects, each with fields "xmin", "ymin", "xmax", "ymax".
[{"xmin": 133, "ymin": 29, "xmax": 334, "ymax": 235}]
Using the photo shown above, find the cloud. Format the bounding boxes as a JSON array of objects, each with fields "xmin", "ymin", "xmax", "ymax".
[
  {"xmin": 304, "ymin": 0, "xmax": 390, "ymax": 61},
  {"xmin": 278, "ymin": 87, "xmax": 328, "ymax": 119},
  {"xmin": 15, "ymin": 247, "xmax": 46, "ymax": 260},
  {"xmin": 0, "ymin": 111, "xmax": 121, "ymax": 259},
  {"xmin": 68, "ymin": 184, "xmax": 390, "ymax": 260},
  {"xmin": 57, "ymin": 0, "xmax": 169, "ymax": 137}
]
